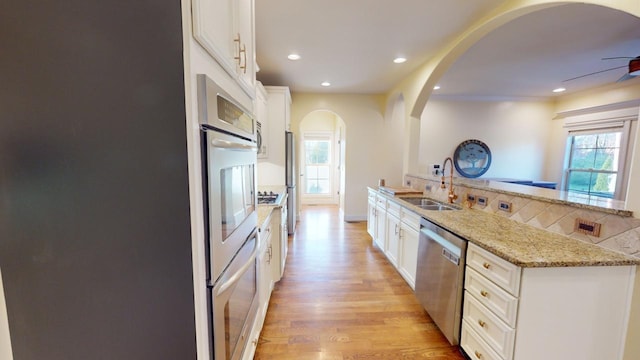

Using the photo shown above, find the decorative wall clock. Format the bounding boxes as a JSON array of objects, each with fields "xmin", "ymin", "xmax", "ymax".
[{"xmin": 453, "ymin": 139, "xmax": 491, "ymax": 178}]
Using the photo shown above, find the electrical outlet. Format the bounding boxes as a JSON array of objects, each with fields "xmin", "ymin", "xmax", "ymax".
[
  {"xmin": 425, "ymin": 184, "xmax": 433, "ymax": 192},
  {"xmin": 406, "ymin": 180, "xmax": 411, "ymax": 186},
  {"xmin": 498, "ymin": 200, "xmax": 512, "ymax": 212},
  {"xmin": 574, "ymin": 218, "xmax": 601, "ymax": 237},
  {"xmin": 477, "ymin": 196, "xmax": 487, "ymax": 207},
  {"xmin": 430, "ymin": 164, "xmax": 441, "ymax": 176},
  {"xmin": 467, "ymin": 194, "xmax": 476, "ymax": 203}
]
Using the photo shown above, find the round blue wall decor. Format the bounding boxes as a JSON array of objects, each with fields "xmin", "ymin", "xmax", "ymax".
[{"xmin": 453, "ymin": 139, "xmax": 491, "ymax": 178}]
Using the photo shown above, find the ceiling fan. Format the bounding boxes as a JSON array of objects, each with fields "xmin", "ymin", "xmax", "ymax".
[{"xmin": 562, "ymin": 56, "xmax": 640, "ymax": 83}]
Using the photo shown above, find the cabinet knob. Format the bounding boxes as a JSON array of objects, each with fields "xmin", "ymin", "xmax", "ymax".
[
  {"xmin": 252, "ymin": 338, "xmax": 258, "ymax": 346},
  {"xmin": 482, "ymin": 262, "xmax": 491, "ymax": 270},
  {"xmin": 478, "ymin": 319, "xmax": 486, "ymax": 328},
  {"xmin": 480, "ymin": 290, "xmax": 489, "ymax": 297},
  {"xmin": 474, "ymin": 350, "xmax": 483, "ymax": 359}
]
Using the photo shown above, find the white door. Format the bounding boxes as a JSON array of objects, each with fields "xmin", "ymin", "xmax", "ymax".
[{"xmin": 300, "ymin": 132, "xmax": 335, "ymax": 204}]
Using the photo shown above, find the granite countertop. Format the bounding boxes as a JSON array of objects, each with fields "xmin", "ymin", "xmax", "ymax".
[
  {"xmin": 257, "ymin": 185, "xmax": 287, "ymax": 230},
  {"xmin": 372, "ymin": 188, "xmax": 640, "ymax": 268}
]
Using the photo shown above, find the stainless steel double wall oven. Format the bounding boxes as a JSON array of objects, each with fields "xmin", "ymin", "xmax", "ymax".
[{"xmin": 198, "ymin": 74, "xmax": 259, "ymax": 360}]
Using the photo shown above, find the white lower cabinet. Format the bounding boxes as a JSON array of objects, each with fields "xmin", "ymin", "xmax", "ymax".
[
  {"xmin": 374, "ymin": 197, "xmax": 387, "ymax": 251},
  {"xmin": 385, "ymin": 203, "xmax": 401, "ymax": 267},
  {"xmin": 462, "ymin": 243, "xmax": 636, "ymax": 360},
  {"xmin": 244, "ymin": 214, "xmax": 274, "ymax": 360},
  {"xmin": 367, "ymin": 190, "xmax": 377, "ymax": 239},
  {"xmin": 398, "ymin": 209, "xmax": 419, "ymax": 289},
  {"xmin": 367, "ymin": 189, "xmax": 420, "ymax": 290},
  {"xmin": 244, "ymin": 204, "xmax": 288, "ymax": 360}
]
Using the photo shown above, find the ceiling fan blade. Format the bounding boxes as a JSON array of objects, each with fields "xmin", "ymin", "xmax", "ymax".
[
  {"xmin": 562, "ymin": 65, "xmax": 628, "ymax": 82},
  {"xmin": 602, "ymin": 56, "xmax": 635, "ymax": 60},
  {"xmin": 616, "ymin": 73, "xmax": 637, "ymax": 82}
]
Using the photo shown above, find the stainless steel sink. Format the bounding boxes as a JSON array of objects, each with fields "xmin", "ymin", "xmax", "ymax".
[
  {"xmin": 417, "ymin": 204, "xmax": 458, "ymax": 211},
  {"xmin": 398, "ymin": 197, "xmax": 460, "ymax": 211}
]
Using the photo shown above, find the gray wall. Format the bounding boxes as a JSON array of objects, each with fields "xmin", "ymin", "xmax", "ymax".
[{"xmin": 0, "ymin": 1, "xmax": 197, "ymax": 359}]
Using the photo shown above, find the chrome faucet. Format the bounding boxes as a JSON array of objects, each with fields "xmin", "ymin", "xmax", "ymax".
[{"xmin": 441, "ymin": 157, "xmax": 458, "ymax": 204}]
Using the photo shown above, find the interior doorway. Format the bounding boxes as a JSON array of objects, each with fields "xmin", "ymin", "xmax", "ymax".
[{"xmin": 299, "ymin": 111, "xmax": 346, "ymax": 211}]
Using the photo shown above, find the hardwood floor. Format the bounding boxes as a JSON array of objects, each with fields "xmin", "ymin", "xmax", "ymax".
[{"xmin": 254, "ymin": 205, "xmax": 466, "ymax": 360}]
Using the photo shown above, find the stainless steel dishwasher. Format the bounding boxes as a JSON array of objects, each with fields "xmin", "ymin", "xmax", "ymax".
[{"xmin": 415, "ymin": 217, "xmax": 467, "ymax": 345}]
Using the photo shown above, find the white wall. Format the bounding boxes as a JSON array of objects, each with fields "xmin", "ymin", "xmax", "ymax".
[
  {"xmin": 419, "ymin": 98, "xmax": 556, "ymax": 181},
  {"xmin": 0, "ymin": 269, "xmax": 13, "ymax": 360},
  {"xmin": 290, "ymin": 93, "xmax": 401, "ymax": 221}
]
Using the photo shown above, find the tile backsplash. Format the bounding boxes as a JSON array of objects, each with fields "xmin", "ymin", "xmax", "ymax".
[{"xmin": 405, "ymin": 174, "xmax": 640, "ymax": 259}]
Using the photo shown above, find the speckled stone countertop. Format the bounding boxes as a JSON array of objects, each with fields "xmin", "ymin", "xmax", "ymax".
[
  {"xmin": 373, "ymin": 189, "xmax": 640, "ymax": 268},
  {"xmin": 407, "ymin": 173, "xmax": 633, "ymax": 217},
  {"xmin": 257, "ymin": 185, "xmax": 287, "ymax": 230}
]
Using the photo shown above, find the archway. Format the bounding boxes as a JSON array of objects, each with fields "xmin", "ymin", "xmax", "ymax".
[{"xmin": 410, "ymin": 0, "xmax": 640, "ymax": 119}]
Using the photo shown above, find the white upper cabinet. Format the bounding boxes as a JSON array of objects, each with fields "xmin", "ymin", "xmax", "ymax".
[
  {"xmin": 235, "ymin": 0, "xmax": 256, "ymax": 93},
  {"xmin": 192, "ymin": 0, "xmax": 256, "ymax": 99}
]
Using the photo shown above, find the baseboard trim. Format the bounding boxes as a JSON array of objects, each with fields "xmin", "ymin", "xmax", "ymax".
[{"xmin": 344, "ymin": 215, "xmax": 367, "ymax": 222}]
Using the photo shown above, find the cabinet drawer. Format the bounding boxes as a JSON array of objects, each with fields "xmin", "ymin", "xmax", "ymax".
[
  {"xmin": 387, "ymin": 201, "xmax": 400, "ymax": 217},
  {"xmin": 467, "ymin": 243, "xmax": 521, "ymax": 296},
  {"xmin": 465, "ymin": 267, "xmax": 518, "ymax": 327},
  {"xmin": 376, "ymin": 196, "xmax": 387, "ymax": 208},
  {"xmin": 400, "ymin": 208, "xmax": 420, "ymax": 230},
  {"xmin": 463, "ymin": 292, "xmax": 515, "ymax": 360},
  {"xmin": 461, "ymin": 321, "xmax": 503, "ymax": 360}
]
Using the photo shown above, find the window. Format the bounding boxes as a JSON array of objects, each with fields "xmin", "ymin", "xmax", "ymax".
[
  {"xmin": 303, "ymin": 137, "xmax": 331, "ymax": 195},
  {"xmin": 566, "ymin": 131, "xmax": 621, "ymax": 198},
  {"xmin": 562, "ymin": 108, "xmax": 637, "ymax": 200}
]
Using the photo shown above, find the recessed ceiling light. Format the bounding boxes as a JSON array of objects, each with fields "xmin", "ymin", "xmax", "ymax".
[
  {"xmin": 287, "ymin": 54, "xmax": 301, "ymax": 61},
  {"xmin": 321, "ymin": 81, "xmax": 331, "ymax": 87},
  {"xmin": 553, "ymin": 87, "xmax": 566, "ymax": 93},
  {"xmin": 393, "ymin": 57, "xmax": 407, "ymax": 64},
  {"xmin": 433, "ymin": 85, "xmax": 441, "ymax": 90}
]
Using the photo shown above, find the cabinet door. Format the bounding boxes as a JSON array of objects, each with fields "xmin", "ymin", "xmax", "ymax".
[
  {"xmin": 279, "ymin": 206, "xmax": 287, "ymax": 278},
  {"xmin": 367, "ymin": 199, "xmax": 376, "ymax": 239},
  {"xmin": 192, "ymin": 0, "xmax": 236, "ymax": 76},
  {"xmin": 258, "ymin": 236, "xmax": 272, "ymax": 320},
  {"xmin": 385, "ymin": 213, "xmax": 400, "ymax": 267},
  {"xmin": 269, "ymin": 214, "xmax": 282, "ymax": 282},
  {"xmin": 374, "ymin": 206, "xmax": 386, "ymax": 251},
  {"xmin": 235, "ymin": 0, "xmax": 256, "ymax": 93},
  {"xmin": 398, "ymin": 223, "xmax": 419, "ymax": 289}
]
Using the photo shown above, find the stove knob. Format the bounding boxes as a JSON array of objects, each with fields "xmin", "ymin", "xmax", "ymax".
[
  {"xmin": 257, "ymin": 191, "xmax": 263, "ymax": 196},
  {"xmin": 269, "ymin": 191, "xmax": 275, "ymax": 196}
]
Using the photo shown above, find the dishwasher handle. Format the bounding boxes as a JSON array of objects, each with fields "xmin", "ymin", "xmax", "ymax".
[{"xmin": 420, "ymin": 227, "xmax": 463, "ymax": 259}]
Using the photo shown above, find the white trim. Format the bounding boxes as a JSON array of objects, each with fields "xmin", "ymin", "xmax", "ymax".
[
  {"xmin": 344, "ymin": 215, "xmax": 367, "ymax": 222},
  {"xmin": 0, "ymin": 269, "xmax": 14, "ymax": 360},
  {"xmin": 555, "ymin": 100, "xmax": 640, "ymax": 119},
  {"xmin": 562, "ymin": 107, "xmax": 639, "ymax": 131},
  {"xmin": 562, "ymin": 109, "xmax": 637, "ymax": 200},
  {"xmin": 300, "ymin": 131, "xmax": 337, "ymax": 204}
]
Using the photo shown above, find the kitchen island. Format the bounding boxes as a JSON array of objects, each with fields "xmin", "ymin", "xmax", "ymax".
[{"xmin": 369, "ymin": 187, "xmax": 639, "ymax": 360}]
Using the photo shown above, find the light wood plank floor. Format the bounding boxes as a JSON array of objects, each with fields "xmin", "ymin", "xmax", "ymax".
[{"xmin": 254, "ymin": 205, "xmax": 466, "ymax": 360}]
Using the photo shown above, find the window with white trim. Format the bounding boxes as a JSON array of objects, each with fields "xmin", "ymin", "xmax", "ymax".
[
  {"xmin": 562, "ymin": 107, "xmax": 637, "ymax": 200},
  {"xmin": 303, "ymin": 135, "xmax": 332, "ymax": 195}
]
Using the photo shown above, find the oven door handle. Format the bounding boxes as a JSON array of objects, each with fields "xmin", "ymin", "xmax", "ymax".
[
  {"xmin": 215, "ymin": 233, "xmax": 259, "ymax": 296},
  {"xmin": 211, "ymin": 138, "xmax": 257, "ymax": 152}
]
